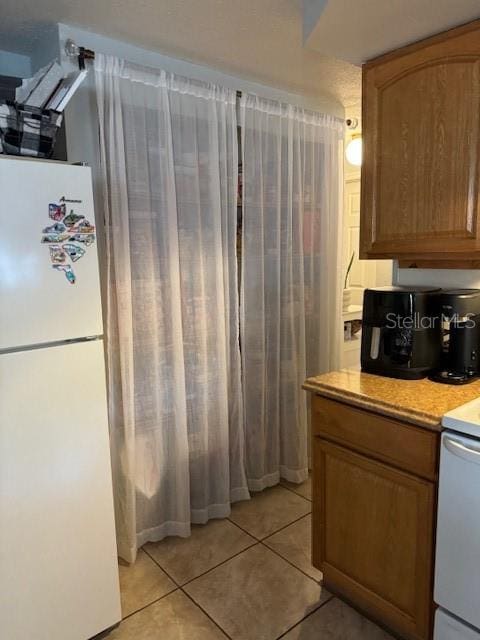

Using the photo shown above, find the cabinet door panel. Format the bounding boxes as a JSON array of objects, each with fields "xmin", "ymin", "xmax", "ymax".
[
  {"xmin": 376, "ymin": 60, "xmax": 480, "ymax": 244},
  {"xmin": 361, "ymin": 21, "xmax": 480, "ymax": 260},
  {"xmin": 313, "ymin": 437, "xmax": 435, "ymax": 640}
]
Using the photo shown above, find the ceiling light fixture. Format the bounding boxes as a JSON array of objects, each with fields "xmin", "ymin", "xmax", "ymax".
[{"xmin": 345, "ymin": 134, "xmax": 362, "ymax": 167}]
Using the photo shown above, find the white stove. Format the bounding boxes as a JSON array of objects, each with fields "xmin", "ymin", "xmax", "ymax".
[{"xmin": 435, "ymin": 398, "xmax": 480, "ymax": 639}]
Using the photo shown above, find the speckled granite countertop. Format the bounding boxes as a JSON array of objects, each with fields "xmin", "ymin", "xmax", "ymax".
[{"xmin": 303, "ymin": 369, "xmax": 480, "ymax": 430}]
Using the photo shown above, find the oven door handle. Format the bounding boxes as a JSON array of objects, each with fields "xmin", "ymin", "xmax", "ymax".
[{"xmin": 444, "ymin": 436, "xmax": 480, "ymax": 465}]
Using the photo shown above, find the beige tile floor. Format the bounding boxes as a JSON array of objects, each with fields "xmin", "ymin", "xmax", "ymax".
[{"xmin": 100, "ymin": 478, "xmax": 394, "ymax": 640}]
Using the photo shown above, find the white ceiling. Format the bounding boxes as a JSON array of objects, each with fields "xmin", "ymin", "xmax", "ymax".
[
  {"xmin": 305, "ymin": 0, "xmax": 480, "ymax": 64},
  {"xmin": 0, "ymin": 0, "xmax": 360, "ymax": 112},
  {"xmin": 1, "ymin": 0, "xmax": 479, "ymax": 115}
]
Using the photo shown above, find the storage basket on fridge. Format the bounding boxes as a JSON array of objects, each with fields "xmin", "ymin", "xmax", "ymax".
[{"xmin": 0, "ymin": 101, "xmax": 63, "ymax": 159}]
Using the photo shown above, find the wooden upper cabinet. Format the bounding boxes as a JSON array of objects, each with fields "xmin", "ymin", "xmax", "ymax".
[{"xmin": 361, "ymin": 20, "xmax": 480, "ymax": 266}]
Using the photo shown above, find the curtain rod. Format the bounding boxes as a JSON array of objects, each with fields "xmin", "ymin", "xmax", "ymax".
[
  {"xmin": 65, "ymin": 38, "xmax": 243, "ymax": 98},
  {"xmin": 64, "ymin": 40, "xmax": 347, "ymax": 119}
]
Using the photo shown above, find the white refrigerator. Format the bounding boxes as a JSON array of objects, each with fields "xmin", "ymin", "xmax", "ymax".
[{"xmin": 0, "ymin": 157, "xmax": 121, "ymax": 639}]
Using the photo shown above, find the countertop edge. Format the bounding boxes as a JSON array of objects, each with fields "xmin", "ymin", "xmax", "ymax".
[{"xmin": 302, "ymin": 381, "xmax": 441, "ymax": 431}]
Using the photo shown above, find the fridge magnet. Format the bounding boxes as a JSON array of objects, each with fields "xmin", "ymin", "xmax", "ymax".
[
  {"xmin": 41, "ymin": 233, "xmax": 70, "ymax": 244},
  {"xmin": 49, "ymin": 245, "xmax": 67, "ymax": 264},
  {"xmin": 42, "ymin": 222, "xmax": 66, "ymax": 234},
  {"xmin": 69, "ymin": 233, "xmax": 95, "ymax": 246},
  {"xmin": 77, "ymin": 220, "xmax": 95, "ymax": 234},
  {"xmin": 52, "ymin": 264, "xmax": 76, "ymax": 284},
  {"xmin": 63, "ymin": 211, "xmax": 85, "ymax": 227},
  {"xmin": 49, "ymin": 203, "xmax": 66, "ymax": 221},
  {"xmin": 43, "ymin": 199, "xmax": 94, "ymax": 285},
  {"xmin": 62, "ymin": 243, "xmax": 86, "ymax": 262}
]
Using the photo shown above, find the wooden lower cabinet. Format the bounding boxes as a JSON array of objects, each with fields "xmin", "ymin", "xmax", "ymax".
[{"xmin": 312, "ymin": 436, "xmax": 436, "ymax": 640}]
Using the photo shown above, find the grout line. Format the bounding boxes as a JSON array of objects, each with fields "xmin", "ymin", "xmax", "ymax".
[
  {"xmin": 280, "ymin": 481, "xmax": 312, "ymax": 503},
  {"xmin": 143, "ymin": 547, "xmax": 182, "ymax": 587},
  {"xmin": 262, "ymin": 511, "xmax": 312, "ymax": 539},
  {"xmin": 229, "ymin": 514, "xmax": 322, "ymax": 586},
  {"xmin": 180, "ymin": 587, "xmax": 234, "ymax": 640},
  {"xmin": 119, "ymin": 540, "xmax": 252, "ymax": 634},
  {"xmin": 259, "ymin": 540, "xmax": 322, "ymax": 586},
  {"xmin": 227, "ymin": 513, "xmax": 322, "ymax": 586},
  {"xmin": 144, "ymin": 512, "xmax": 315, "ymax": 590},
  {"xmin": 120, "ymin": 504, "xmax": 327, "ymax": 639},
  {"xmin": 227, "ymin": 509, "xmax": 312, "ymax": 543},
  {"xmin": 120, "ymin": 586, "xmax": 180, "ymax": 622},
  {"xmin": 278, "ymin": 486, "xmax": 312, "ymax": 506},
  {"xmin": 274, "ymin": 595, "xmax": 335, "ymax": 640},
  {"xmin": 224, "ymin": 516, "xmax": 261, "ymax": 541},
  {"xmin": 129, "ymin": 487, "xmax": 316, "ymax": 636},
  {"xmin": 120, "ymin": 541, "xmax": 253, "ymax": 637},
  {"xmin": 179, "ymin": 540, "xmax": 259, "ymax": 587},
  {"xmin": 144, "ymin": 505, "xmax": 313, "ymax": 584},
  {"xmin": 257, "ymin": 510, "xmax": 312, "ymax": 541},
  {"xmin": 226, "ymin": 518, "xmax": 260, "ymax": 542}
]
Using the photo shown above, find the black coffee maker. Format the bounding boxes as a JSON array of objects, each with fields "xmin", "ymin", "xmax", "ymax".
[
  {"xmin": 430, "ymin": 289, "xmax": 480, "ymax": 385},
  {"xmin": 361, "ymin": 287, "xmax": 441, "ymax": 379}
]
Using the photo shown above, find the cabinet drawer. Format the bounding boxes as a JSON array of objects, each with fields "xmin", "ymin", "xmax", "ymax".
[{"xmin": 311, "ymin": 395, "xmax": 439, "ymax": 480}]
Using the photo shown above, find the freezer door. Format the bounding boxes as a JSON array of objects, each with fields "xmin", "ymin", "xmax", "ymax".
[
  {"xmin": 0, "ymin": 157, "xmax": 103, "ymax": 350},
  {"xmin": 0, "ymin": 340, "xmax": 121, "ymax": 640},
  {"xmin": 435, "ymin": 431, "xmax": 480, "ymax": 630}
]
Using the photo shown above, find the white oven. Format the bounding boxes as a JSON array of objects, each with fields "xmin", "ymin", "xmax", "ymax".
[{"xmin": 435, "ymin": 400, "xmax": 480, "ymax": 639}]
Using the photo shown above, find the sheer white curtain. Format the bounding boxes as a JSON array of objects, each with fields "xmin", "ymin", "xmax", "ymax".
[
  {"xmin": 240, "ymin": 94, "xmax": 343, "ymax": 491},
  {"xmin": 95, "ymin": 54, "xmax": 248, "ymax": 563}
]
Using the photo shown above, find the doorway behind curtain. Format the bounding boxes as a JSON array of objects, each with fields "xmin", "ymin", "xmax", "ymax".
[
  {"xmin": 95, "ymin": 55, "xmax": 249, "ymax": 563},
  {"xmin": 240, "ymin": 94, "xmax": 344, "ymax": 491},
  {"xmin": 95, "ymin": 55, "xmax": 343, "ymax": 562}
]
